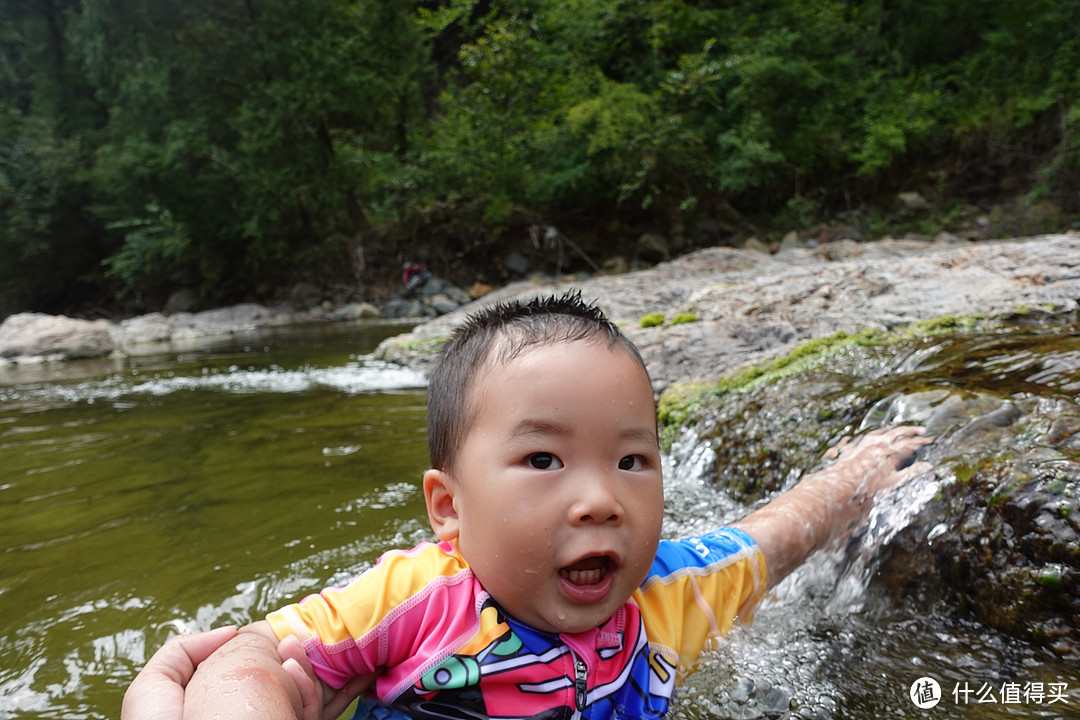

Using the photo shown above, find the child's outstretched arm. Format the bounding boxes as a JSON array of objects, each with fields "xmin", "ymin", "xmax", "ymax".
[{"xmin": 732, "ymin": 425, "xmax": 933, "ymax": 589}]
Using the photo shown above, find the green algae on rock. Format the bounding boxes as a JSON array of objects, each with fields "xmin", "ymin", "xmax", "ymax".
[{"xmin": 662, "ymin": 319, "xmax": 1080, "ymax": 656}]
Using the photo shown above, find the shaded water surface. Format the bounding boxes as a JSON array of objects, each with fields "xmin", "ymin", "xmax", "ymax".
[
  {"xmin": 2, "ymin": 319, "xmax": 1079, "ymax": 718},
  {"xmin": 1, "ymin": 322, "xmax": 428, "ymax": 718}
]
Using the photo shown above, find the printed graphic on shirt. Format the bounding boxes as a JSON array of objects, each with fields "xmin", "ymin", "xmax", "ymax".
[
  {"xmin": 364, "ymin": 600, "xmax": 672, "ymax": 720},
  {"xmin": 269, "ymin": 531, "xmax": 766, "ymax": 720}
]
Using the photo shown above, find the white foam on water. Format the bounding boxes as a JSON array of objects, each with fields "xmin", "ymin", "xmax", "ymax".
[{"xmin": 0, "ymin": 359, "xmax": 428, "ymax": 405}]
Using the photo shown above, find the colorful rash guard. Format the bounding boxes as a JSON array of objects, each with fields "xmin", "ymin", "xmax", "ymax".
[{"xmin": 266, "ymin": 528, "xmax": 767, "ymax": 720}]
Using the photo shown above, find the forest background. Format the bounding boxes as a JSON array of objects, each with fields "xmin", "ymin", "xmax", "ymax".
[{"xmin": 2, "ymin": 0, "xmax": 1079, "ymax": 318}]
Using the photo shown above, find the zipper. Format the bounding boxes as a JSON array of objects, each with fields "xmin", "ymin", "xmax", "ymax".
[{"xmin": 574, "ymin": 657, "xmax": 588, "ymax": 711}]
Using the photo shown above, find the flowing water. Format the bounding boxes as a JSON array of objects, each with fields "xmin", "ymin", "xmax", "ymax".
[
  {"xmin": 663, "ymin": 320, "xmax": 1080, "ymax": 720},
  {"xmin": 0, "ymin": 319, "xmax": 1078, "ymax": 719}
]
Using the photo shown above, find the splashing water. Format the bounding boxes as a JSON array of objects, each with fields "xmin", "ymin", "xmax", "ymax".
[{"xmin": 666, "ymin": 321, "xmax": 1080, "ymax": 718}]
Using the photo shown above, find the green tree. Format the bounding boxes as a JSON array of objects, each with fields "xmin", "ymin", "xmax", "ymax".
[
  {"xmin": 0, "ymin": 0, "xmax": 108, "ymax": 314},
  {"xmin": 4, "ymin": 0, "xmax": 1080, "ymax": 315},
  {"xmin": 74, "ymin": 0, "xmax": 427, "ymax": 303}
]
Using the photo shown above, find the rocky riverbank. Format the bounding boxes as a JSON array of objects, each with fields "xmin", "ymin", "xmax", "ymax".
[
  {"xmin": 375, "ymin": 233, "xmax": 1080, "ymax": 390},
  {"xmin": 379, "ymin": 230, "xmax": 1080, "ymax": 657},
  {"xmin": 4, "ymin": 233, "xmax": 1079, "ymax": 383},
  {"xmin": 0, "ymin": 274, "xmax": 481, "ymax": 366},
  {"xmin": 375, "ymin": 231, "xmax": 1080, "ymax": 655}
]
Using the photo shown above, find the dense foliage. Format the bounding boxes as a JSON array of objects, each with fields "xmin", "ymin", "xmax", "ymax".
[{"xmin": 2, "ymin": 0, "xmax": 1079, "ymax": 314}]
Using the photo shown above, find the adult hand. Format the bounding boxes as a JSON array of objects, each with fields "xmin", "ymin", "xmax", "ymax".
[{"xmin": 121, "ymin": 626, "xmax": 238, "ymax": 720}]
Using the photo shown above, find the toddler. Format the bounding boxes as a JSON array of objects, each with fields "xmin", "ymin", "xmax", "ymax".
[{"xmin": 135, "ymin": 291, "xmax": 932, "ymax": 720}]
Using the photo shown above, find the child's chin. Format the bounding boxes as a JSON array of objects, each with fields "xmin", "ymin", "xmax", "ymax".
[{"xmin": 545, "ymin": 607, "xmax": 615, "ymax": 635}]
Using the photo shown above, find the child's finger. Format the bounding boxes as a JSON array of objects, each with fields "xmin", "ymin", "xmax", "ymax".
[
  {"xmin": 279, "ymin": 636, "xmax": 322, "ymax": 720},
  {"xmin": 282, "ymin": 658, "xmax": 321, "ymax": 720},
  {"xmin": 277, "ymin": 635, "xmax": 309, "ymax": 669}
]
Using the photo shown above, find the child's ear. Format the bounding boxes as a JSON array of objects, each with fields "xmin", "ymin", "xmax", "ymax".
[{"xmin": 423, "ymin": 468, "xmax": 460, "ymax": 541}]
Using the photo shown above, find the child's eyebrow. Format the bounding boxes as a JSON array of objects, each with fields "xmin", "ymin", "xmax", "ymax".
[
  {"xmin": 621, "ymin": 427, "xmax": 661, "ymax": 446},
  {"xmin": 510, "ymin": 421, "xmax": 658, "ymax": 446},
  {"xmin": 509, "ymin": 420, "xmax": 570, "ymax": 440}
]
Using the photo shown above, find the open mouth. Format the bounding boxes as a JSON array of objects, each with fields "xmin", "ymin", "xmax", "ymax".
[{"xmin": 558, "ymin": 555, "xmax": 612, "ymax": 586}]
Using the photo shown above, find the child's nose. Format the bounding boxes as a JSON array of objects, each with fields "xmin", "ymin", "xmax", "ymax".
[{"xmin": 570, "ymin": 474, "xmax": 624, "ymax": 524}]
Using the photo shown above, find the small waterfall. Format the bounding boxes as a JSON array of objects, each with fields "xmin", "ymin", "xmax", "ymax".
[{"xmin": 663, "ymin": 320, "xmax": 1080, "ymax": 718}]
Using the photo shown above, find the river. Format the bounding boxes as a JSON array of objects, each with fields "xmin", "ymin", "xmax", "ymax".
[{"xmin": 0, "ymin": 319, "xmax": 1077, "ymax": 719}]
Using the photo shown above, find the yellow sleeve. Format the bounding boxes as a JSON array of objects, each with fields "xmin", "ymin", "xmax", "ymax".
[{"xmin": 634, "ymin": 528, "xmax": 768, "ymax": 675}]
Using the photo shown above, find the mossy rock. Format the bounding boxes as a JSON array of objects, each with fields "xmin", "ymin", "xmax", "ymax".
[
  {"xmin": 640, "ymin": 312, "xmax": 665, "ymax": 328},
  {"xmin": 658, "ymin": 318, "xmax": 1080, "ymax": 656},
  {"xmin": 669, "ymin": 312, "xmax": 698, "ymax": 326}
]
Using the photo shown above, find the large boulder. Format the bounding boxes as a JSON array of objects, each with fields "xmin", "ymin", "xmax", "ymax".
[{"xmin": 0, "ymin": 312, "xmax": 116, "ymax": 360}]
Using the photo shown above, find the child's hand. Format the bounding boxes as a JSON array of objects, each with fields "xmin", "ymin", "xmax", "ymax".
[
  {"xmin": 821, "ymin": 425, "xmax": 934, "ymax": 501},
  {"xmin": 277, "ymin": 636, "xmax": 322, "ymax": 720},
  {"xmin": 733, "ymin": 425, "xmax": 934, "ymax": 588},
  {"xmin": 278, "ymin": 635, "xmax": 374, "ymax": 720}
]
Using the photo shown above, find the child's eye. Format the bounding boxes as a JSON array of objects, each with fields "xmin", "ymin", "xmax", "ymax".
[
  {"xmin": 618, "ymin": 455, "xmax": 646, "ymax": 471},
  {"xmin": 527, "ymin": 452, "xmax": 563, "ymax": 470}
]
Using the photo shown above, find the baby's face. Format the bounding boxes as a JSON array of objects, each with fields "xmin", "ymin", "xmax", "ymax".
[{"xmin": 441, "ymin": 338, "xmax": 664, "ymax": 634}]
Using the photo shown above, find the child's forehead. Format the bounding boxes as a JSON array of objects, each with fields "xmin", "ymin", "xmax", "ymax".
[
  {"xmin": 466, "ymin": 336, "xmax": 650, "ymax": 403},
  {"xmin": 485, "ymin": 333, "xmax": 629, "ymax": 374}
]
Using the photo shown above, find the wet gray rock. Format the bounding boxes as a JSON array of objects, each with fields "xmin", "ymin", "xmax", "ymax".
[
  {"xmin": 677, "ymin": 327, "xmax": 1080, "ymax": 656},
  {"xmin": 329, "ymin": 302, "xmax": 380, "ymax": 321},
  {"xmin": 113, "ymin": 312, "xmax": 174, "ymax": 344},
  {"xmin": 290, "ymin": 282, "xmax": 324, "ymax": 310},
  {"xmin": 108, "ymin": 303, "xmax": 295, "ymax": 352},
  {"xmin": 376, "ymin": 234, "xmax": 1080, "ymax": 391},
  {"xmin": 777, "ymin": 230, "xmax": 807, "ymax": 252},
  {"xmin": 898, "ymin": 191, "xmax": 931, "ymax": 211},
  {"xmin": 382, "ymin": 298, "xmax": 434, "ymax": 319},
  {"xmin": 637, "ymin": 232, "xmax": 671, "ymax": 263},
  {"xmin": 428, "ymin": 295, "xmax": 461, "ymax": 316},
  {"xmin": 0, "ymin": 313, "xmax": 116, "ymax": 360},
  {"xmin": 4, "ymin": 297, "xmax": 397, "ymax": 362},
  {"xmin": 503, "ymin": 251, "xmax": 531, "ymax": 276}
]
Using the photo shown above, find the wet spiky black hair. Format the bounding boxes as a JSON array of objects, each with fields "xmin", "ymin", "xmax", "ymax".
[{"xmin": 426, "ymin": 290, "xmax": 649, "ymax": 470}]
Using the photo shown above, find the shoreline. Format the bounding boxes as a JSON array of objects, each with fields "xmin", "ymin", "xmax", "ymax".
[
  {"xmin": 4, "ymin": 234, "xmax": 1079, "ymax": 389},
  {"xmin": 374, "ymin": 233, "xmax": 1080, "ymax": 391}
]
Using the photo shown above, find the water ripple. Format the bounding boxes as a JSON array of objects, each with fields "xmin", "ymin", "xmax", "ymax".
[{"xmin": 0, "ymin": 359, "xmax": 427, "ymax": 405}]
